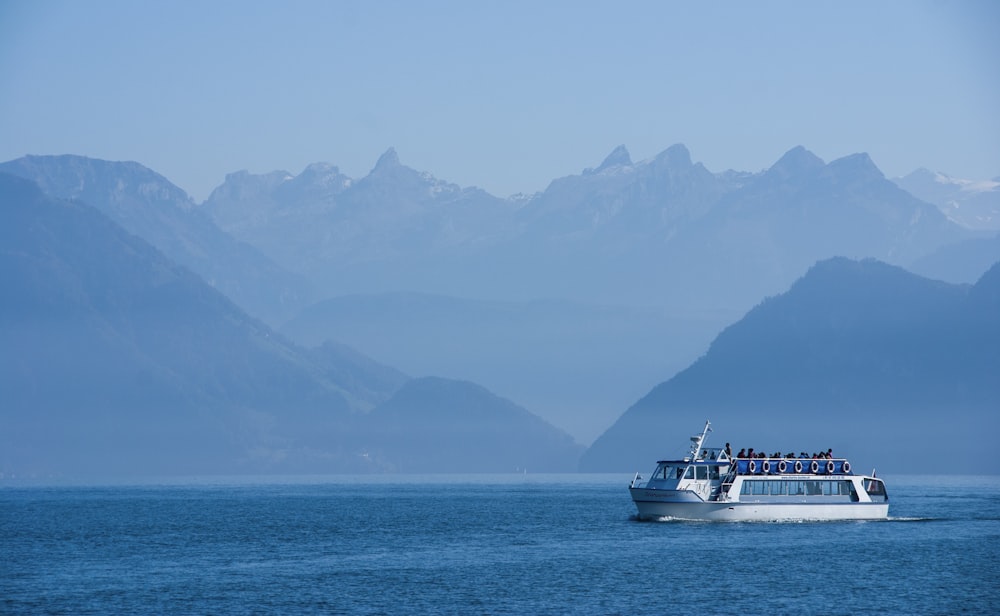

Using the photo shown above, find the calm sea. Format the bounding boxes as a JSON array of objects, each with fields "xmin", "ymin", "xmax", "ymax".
[{"xmin": 2, "ymin": 474, "xmax": 998, "ymax": 615}]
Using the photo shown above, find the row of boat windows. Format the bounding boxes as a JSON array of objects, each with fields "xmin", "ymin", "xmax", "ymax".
[
  {"xmin": 653, "ymin": 465, "xmax": 721, "ymax": 481},
  {"xmin": 740, "ymin": 480, "xmax": 855, "ymax": 496}
]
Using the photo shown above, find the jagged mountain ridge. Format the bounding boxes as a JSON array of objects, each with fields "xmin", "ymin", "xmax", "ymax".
[
  {"xmin": 202, "ymin": 144, "xmax": 978, "ymax": 309},
  {"xmin": 203, "ymin": 148, "xmax": 517, "ymax": 294},
  {"xmin": 579, "ymin": 257, "xmax": 1000, "ymax": 474},
  {"xmin": 895, "ymin": 168, "xmax": 1000, "ymax": 231},
  {"xmin": 0, "ymin": 155, "xmax": 314, "ymax": 324}
]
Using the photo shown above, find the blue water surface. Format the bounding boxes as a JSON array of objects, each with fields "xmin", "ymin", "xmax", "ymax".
[{"xmin": 2, "ymin": 474, "xmax": 998, "ymax": 615}]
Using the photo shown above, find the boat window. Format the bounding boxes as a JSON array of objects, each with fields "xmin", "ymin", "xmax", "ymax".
[
  {"xmin": 696, "ymin": 466, "xmax": 708, "ymax": 480},
  {"xmin": 709, "ymin": 466, "xmax": 720, "ymax": 480},
  {"xmin": 684, "ymin": 467, "xmax": 695, "ymax": 480},
  {"xmin": 652, "ymin": 464, "xmax": 670, "ymax": 480},
  {"xmin": 787, "ymin": 481, "xmax": 804, "ymax": 496},
  {"xmin": 805, "ymin": 481, "xmax": 822, "ymax": 496},
  {"xmin": 864, "ymin": 479, "xmax": 886, "ymax": 496},
  {"xmin": 769, "ymin": 481, "xmax": 785, "ymax": 495},
  {"xmin": 676, "ymin": 467, "xmax": 685, "ymax": 479},
  {"xmin": 838, "ymin": 481, "xmax": 853, "ymax": 496}
]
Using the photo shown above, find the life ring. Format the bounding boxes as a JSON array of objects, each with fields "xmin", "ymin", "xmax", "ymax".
[
  {"xmin": 826, "ymin": 460, "xmax": 835, "ymax": 474},
  {"xmin": 762, "ymin": 460, "xmax": 771, "ymax": 474},
  {"xmin": 794, "ymin": 460, "xmax": 803, "ymax": 473},
  {"xmin": 748, "ymin": 460, "xmax": 757, "ymax": 474},
  {"xmin": 810, "ymin": 460, "xmax": 819, "ymax": 474},
  {"xmin": 778, "ymin": 460, "xmax": 788, "ymax": 473},
  {"xmin": 843, "ymin": 461, "xmax": 851, "ymax": 473}
]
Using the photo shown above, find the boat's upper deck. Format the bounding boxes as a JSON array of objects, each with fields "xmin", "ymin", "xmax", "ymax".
[
  {"xmin": 652, "ymin": 454, "xmax": 855, "ymax": 477},
  {"xmin": 732, "ymin": 457, "xmax": 853, "ymax": 476}
]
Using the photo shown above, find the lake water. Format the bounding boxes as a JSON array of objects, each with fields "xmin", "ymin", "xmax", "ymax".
[{"xmin": 2, "ymin": 474, "xmax": 998, "ymax": 614}]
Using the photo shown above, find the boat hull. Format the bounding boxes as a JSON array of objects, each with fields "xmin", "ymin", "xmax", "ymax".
[{"xmin": 630, "ymin": 489, "xmax": 889, "ymax": 521}]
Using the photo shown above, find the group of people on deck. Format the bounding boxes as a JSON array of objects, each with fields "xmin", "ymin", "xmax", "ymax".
[{"xmin": 733, "ymin": 446, "xmax": 834, "ymax": 460}]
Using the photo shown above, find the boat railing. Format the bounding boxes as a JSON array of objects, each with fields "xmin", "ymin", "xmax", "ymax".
[
  {"xmin": 719, "ymin": 465, "xmax": 739, "ymax": 500},
  {"xmin": 732, "ymin": 457, "xmax": 853, "ymax": 475}
]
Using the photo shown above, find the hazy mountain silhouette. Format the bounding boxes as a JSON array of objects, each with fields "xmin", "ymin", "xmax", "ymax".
[
  {"xmin": 4, "ymin": 145, "xmax": 991, "ymax": 471},
  {"xmin": 281, "ymin": 292, "xmax": 725, "ymax": 443},
  {"xmin": 909, "ymin": 233, "xmax": 1000, "ymax": 284},
  {"xmin": 204, "ymin": 144, "xmax": 983, "ymax": 446},
  {"xmin": 354, "ymin": 377, "xmax": 584, "ymax": 472},
  {"xmin": 656, "ymin": 149, "xmax": 971, "ymax": 309},
  {"xmin": 204, "ymin": 144, "xmax": 974, "ymax": 310},
  {"xmin": 895, "ymin": 168, "xmax": 1000, "ymax": 231},
  {"xmin": 0, "ymin": 155, "xmax": 313, "ymax": 324},
  {"xmin": 0, "ymin": 173, "xmax": 392, "ymax": 474},
  {"xmin": 203, "ymin": 148, "xmax": 516, "ymax": 296},
  {"xmin": 580, "ymin": 257, "xmax": 1000, "ymax": 474},
  {"xmin": 1, "ymin": 174, "xmax": 582, "ymax": 476}
]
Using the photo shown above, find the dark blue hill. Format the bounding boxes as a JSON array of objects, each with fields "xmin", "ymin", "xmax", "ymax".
[{"xmin": 580, "ymin": 257, "xmax": 1000, "ymax": 474}]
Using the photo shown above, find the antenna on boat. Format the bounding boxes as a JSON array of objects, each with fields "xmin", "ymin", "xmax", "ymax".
[{"xmin": 688, "ymin": 420, "xmax": 711, "ymax": 460}]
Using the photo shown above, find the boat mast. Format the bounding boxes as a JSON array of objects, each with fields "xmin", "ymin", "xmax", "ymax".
[{"xmin": 688, "ymin": 420, "xmax": 712, "ymax": 460}]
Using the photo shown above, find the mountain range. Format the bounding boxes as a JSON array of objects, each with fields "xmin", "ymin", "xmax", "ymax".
[
  {"xmin": 2, "ymin": 144, "xmax": 998, "ymax": 476},
  {"xmin": 0, "ymin": 155, "xmax": 314, "ymax": 325},
  {"xmin": 201, "ymin": 144, "xmax": 990, "ymax": 311},
  {"xmin": 0, "ymin": 173, "xmax": 580, "ymax": 476},
  {"xmin": 200, "ymin": 144, "xmax": 997, "ymax": 441}
]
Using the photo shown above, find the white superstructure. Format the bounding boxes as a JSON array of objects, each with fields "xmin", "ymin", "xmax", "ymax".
[{"xmin": 628, "ymin": 421, "xmax": 889, "ymax": 521}]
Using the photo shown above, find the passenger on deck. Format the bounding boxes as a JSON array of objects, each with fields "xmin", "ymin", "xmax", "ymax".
[
  {"xmin": 737, "ymin": 448, "xmax": 746, "ymax": 458},
  {"xmin": 725, "ymin": 443, "xmax": 732, "ymax": 458},
  {"xmin": 747, "ymin": 448, "xmax": 755, "ymax": 459},
  {"xmin": 826, "ymin": 448, "xmax": 833, "ymax": 459}
]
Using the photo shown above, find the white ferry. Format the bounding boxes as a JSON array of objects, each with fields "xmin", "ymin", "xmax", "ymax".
[{"xmin": 629, "ymin": 421, "xmax": 889, "ymax": 521}]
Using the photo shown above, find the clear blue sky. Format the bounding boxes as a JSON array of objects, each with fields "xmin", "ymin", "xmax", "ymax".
[{"xmin": 2, "ymin": 0, "xmax": 998, "ymax": 201}]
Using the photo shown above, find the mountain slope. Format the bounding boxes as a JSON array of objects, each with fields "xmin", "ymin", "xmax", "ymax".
[
  {"xmin": 202, "ymin": 149, "xmax": 516, "ymax": 295},
  {"xmin": 0, "ymin": 173, "xmax": 398, "ymax": 475},
  {"xmin": 281, "ymin": 291, "xmax": 725, "ymax": 445},
  {"xmin": 355, "ymin": 377, "xmax": 584, "ymax": 472},
  {"xmin": 657, "ymin": 148, "xmax": 972, "ymax": 309},
  {"xmin": 0, "ymin": 173, "xmax": 582, "ymax": 475},
  {"xmin": 0, "ymin": 155, "xmax": 313, "ymax": 324},
  {"xmin": 580, "ymin": 257, "xmax": 1000, "ymax": 474},
  {"xmin": 895, "ymin": 168, "xmax": 1000, "ymax": 231}
]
